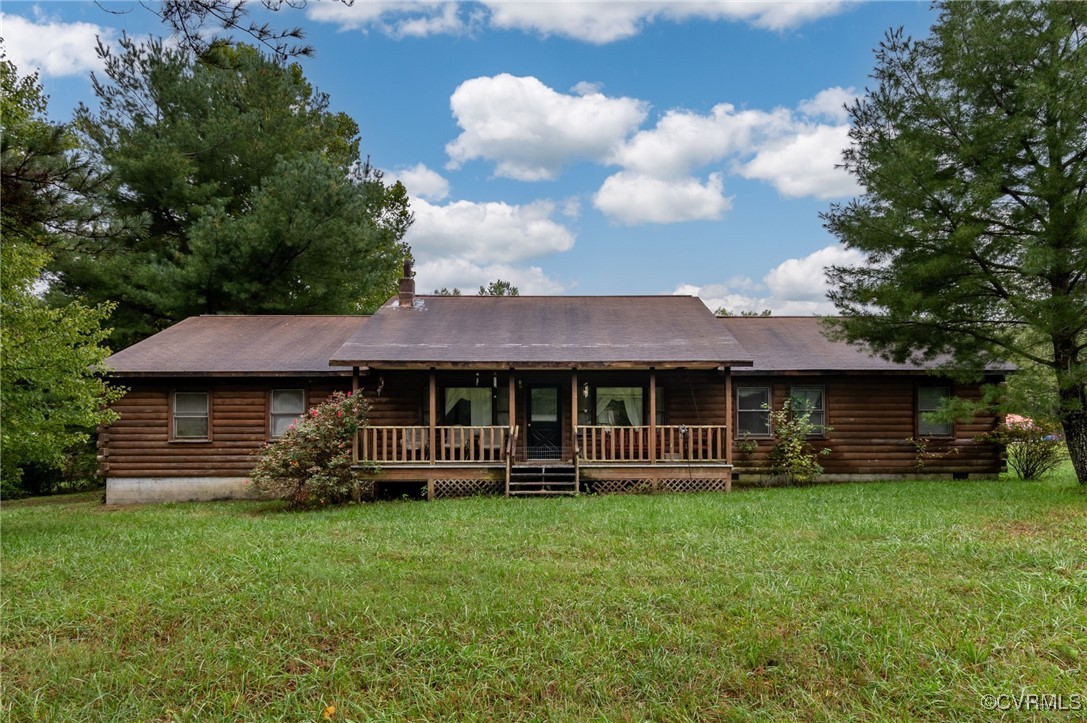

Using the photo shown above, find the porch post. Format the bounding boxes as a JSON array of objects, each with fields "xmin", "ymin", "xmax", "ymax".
[
  {"xmin": 570, "ymin": 369, "xmax": 578, "ymax": 463},
  {"xmin": 428, "ymin": 370, "xmax": 437, "ymax": 467},
  {"xmin": 508, "ymin": 370, "xmax": 517, "ymax": 453},
  {"xmin": 649, "ymin": 368, "xmax": 657, "ymax": 464},
  {"xmin": 724, "ymin": 368, "xmax": 733, "ymax": 466},
  {"xmin": 352, "ymin": 366, "xmax": 361, "ymax": 464}
]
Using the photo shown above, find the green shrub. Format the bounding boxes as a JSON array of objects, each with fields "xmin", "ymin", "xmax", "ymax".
[
  {"xmin": 981, "ymin": 416, "xmax": 1066, "ymax": 480},
  {"xmin": 250, "ymin": 391, "xmax": 373, "ymax": 507},
  {"xmin": 768, "ymin": 398, "xmax": 831, "ymax": 485}
]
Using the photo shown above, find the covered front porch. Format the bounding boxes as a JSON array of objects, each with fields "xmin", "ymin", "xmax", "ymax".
[{"xmin": 351, "ymin": 368, "xmax": 734, "ymax": 498}]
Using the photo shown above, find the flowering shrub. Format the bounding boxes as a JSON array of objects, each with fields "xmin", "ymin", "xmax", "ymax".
[
  {"xmin": 250, "ymin": 391, "xmax": 373, "ymax": 507},
  {"xmin": 980, "ymin": 415, "xmax": 1066, "ymax": 480}
]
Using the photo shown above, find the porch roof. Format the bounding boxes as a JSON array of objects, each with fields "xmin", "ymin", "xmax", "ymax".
[
  {"xmin": 104, "ymin": 315, "xmax": 365, "ymax": 376},
  {"xmin": 331, "ymin": 295, "xmax": 753, "ymax": 369}
]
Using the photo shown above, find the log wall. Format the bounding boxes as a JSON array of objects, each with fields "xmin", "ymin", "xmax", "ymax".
[
  {"xmin": 100, "ymin": 377, "xmax": 352, "ymax": 478},
  {"xmin": 729, "ymin": 375, "xmax": 1003, "ymax": 477}
]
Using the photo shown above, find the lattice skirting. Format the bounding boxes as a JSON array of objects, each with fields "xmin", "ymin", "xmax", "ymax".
[
  {"xmin": 432, "ymin": 478, "xmax": 505, "ymax": 499},
  {"xmin": 590, "ymin": 478, "xmax": 729, "ymax": 495}
]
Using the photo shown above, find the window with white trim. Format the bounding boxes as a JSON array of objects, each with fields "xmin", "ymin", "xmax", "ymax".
[
  {"xmin": 736, "ymin": 386, "xmax": 770, "ymax": 436},
  {"xmin": 270, "ymin": 389, "xmax": 305, "ymax": 438},
  {"xmin": 173, "ymin": 392, "xmax": 209, "ymax": 440},
  {"xmin": 790, "ymin": 386, "xmax": 826, "ymax": 435},
  {"xmin": 918, "ymin": 387, "xmax": 953, "ymax": 437}
]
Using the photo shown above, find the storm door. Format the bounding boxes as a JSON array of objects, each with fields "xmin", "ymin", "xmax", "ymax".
[{"xmin": 527, "ymin": 386, "xmax": 561, "ymax": 460}]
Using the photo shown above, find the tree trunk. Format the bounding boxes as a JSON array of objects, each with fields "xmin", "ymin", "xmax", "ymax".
[{"xmin": 1061, "ymin": 407, "xmax": 1087, "ymax": 485}]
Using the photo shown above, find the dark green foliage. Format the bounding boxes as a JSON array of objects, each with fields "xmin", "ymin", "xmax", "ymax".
[
  {"xmin": 478, "ymin": 279, "xmax": 519, "ymax": 296},
  {"xmin": 50, "ymin": 38, "xmax": 411, "ymax": 348},
  {"xmin": 433, "ymin": 280, "xmax": 521, "ymax": 296},
  {"xmin": 824, "ymin": 1, "xmax": 1087, "ymax": 483},
  {"xmin": 0, "ymin": 55, "xmax": 122, "ymax": 493}
]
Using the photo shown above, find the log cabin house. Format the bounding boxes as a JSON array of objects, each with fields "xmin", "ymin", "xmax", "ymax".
[{"xmin": 100, "ymin": 272, "xmax": 1006, "ymax": 503}]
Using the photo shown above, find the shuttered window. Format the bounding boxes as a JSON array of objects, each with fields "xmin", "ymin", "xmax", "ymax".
[{"xmin": 173, "ymin": 392, "xmax": 209, "ymax": 440}]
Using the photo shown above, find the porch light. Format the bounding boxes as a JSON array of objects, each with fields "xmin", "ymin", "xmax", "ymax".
[
  {"xmin": 475, "ymin": 372, "xmax": 480, "ymax": 387},
  {"xmin": 493, "ymin": 373, "xmax": 498, "ymax": 388},
  {"xmin": 582, "ymin": 382, "xmax": 589, "ymax": 398}
]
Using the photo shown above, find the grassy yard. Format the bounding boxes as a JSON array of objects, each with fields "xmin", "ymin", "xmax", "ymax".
[{"xmin": 3, "ymin": 475, "xmax": 1085, "ymax": 721}]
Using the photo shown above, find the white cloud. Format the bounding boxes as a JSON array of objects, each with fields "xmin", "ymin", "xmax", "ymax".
[
  {"xmin": 305, "ymin": 1, "xmax": 469, "ymax": 37},
  {"xmin": 609, "ymin": 103, "xmax": 792, "ymax": 178},
  {"xmin": 445, "ymin": 74, "xmax": 648, "ymax": 180},
  {"xmin": 798, "ymin": 86, "xmax": 857, "ymax": 123},
  {"xmin": 740, "ymin": 124, "xmax": 860, "ymax": 199},
  {"xmin": 0, "ymin": 13, "xmax": 112, "ymax": 77},
  {"xmin": 482, "ymin": 1, "xmax": 849, "ymax": 43},
  {"xmin": 305, "ymin": 1, "xmax": 848, "ymax": 42},
  {"xmin": 416, "ymin": 258, "xmax": 568, "ymax": 295},
  {"xmin": 593, "ymin": 171, "xmax": 731, "ymax": 225},
  {"xmin": 383, "ymin": 163, "xmax": 450, "ymax": 201},
  {"xmin": 676, "ymin": 244, "xmax": 865, "ymax": 315},
  {"xmin": 763, "ymin": 244, "xmax": 865, "ymax": 301},
  {"xmin": 407, "ymin": 197, "xmax": 575, "ymax": 264}
]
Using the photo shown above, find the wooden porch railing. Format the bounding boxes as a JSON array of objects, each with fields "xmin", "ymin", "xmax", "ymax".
[
  {"xmin": 360, "ymin": 425, "xmax": 508, "ymax": 464},
  {"xmin": 579, "ymin": 425, "xmax": 728, "ymax": 463}
]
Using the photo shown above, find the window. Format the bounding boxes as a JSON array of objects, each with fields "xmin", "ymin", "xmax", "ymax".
[
  {"xmin": 918, "ymin": 387, "xmax": 952, "ymax": 437},
  {"xmin": 736, "ymin": 386, "xmax": 770, "ymax": 436},
  {"xmin": 444, "ymin": 388, "xmax": 493, "ymax": 426},
  {"xmin": 173, "ymin": 392, "xmax": 209, "ymax": 440},
  {"xmin": 790, "ymin": 386, "xmax": 826, "ymax": 435},
  {"xmin": 596, "ymin": 387, "xmax": 643, "ymax": 426},
  {"xmin": 270, "ymin": 389, "xmax": 305, "ymax": 438}
]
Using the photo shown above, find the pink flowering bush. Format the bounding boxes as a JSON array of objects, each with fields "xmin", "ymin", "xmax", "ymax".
[
  {"xmin": 980, "ymin": 415, "xmax": 1066, "ymax": 480},
  {"xmin": 250, "ymin": 391, "xmax": 373, "ymax": 507}
]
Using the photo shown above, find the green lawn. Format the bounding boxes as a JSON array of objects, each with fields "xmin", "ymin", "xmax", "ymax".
[{"xmin": 3, "ymin": 475, "xmax": 1085, "ymax": 721}]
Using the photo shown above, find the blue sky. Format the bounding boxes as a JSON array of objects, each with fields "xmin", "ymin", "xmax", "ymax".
[{"xmin": 2, "ymin": 1, "xmax": 935, "ymax": 312}]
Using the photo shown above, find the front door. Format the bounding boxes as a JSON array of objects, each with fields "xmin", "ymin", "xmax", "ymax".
[{"xmin": 527, "ymin": 385, "xmax": 561, "ymax": 460}]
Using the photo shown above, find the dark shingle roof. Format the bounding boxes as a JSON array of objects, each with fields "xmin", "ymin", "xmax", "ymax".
[
  {"xmin": 330, "ymin": 295, "xmax": 752, "ymax": 369},
  {"xmin": 718, "ymin": 316, "xmax": 1011, "ymax": 374},
  {"xmin": 104, "ymin": 316, "xmax": 366, "ymax": 376}
]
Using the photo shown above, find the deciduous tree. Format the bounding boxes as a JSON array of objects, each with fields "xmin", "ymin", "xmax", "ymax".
[
  {"xmin": 0, "ymin": 56, "xmax": 121, "ymax": 492},
  {"xmin": 824, "ymin": 1, "xmax": 1087, "ymax": 483}
]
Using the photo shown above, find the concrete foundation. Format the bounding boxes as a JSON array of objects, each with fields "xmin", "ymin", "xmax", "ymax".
[{"xmin": 106, "ymin": 477, "xmax": 256, "ymax": 504}]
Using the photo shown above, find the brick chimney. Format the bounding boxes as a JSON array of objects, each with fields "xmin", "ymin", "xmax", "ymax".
[{"xmin": 398, "ymin": 259, "xmax": 415, "ymax": 308}]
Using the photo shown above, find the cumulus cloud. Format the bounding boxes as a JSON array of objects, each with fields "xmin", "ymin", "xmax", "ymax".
[
  {"xmin": 763, "ymin": 244, "xmax": 865, "ymax": 301},
  {"xmin": 383, "ymin": 163, "xmax": 450, "ymax": 201},
  {"xmin": 305, "ymin": 1, "xmax": 469, "ymax": 37},
  {"xmin": 482, "ymin": 1, "xmax": 849, "ymax": 43},
  {"xmin": 593, "ymin": 171, "xmax": 731, "ymax": 225},
  {"xmin": 306, "ymin": 1, "xmax": 849, "ymax": 42},
  {"xmin": 798, "ymin": 86, "xmax": 857, "ymax": 123},
  {"xmin": 1, "ymin": 13, "xmax": 112, "ymax": 76},
  {"xmin": 609, "ymin": 104, "xmax": 792, "ymax": 178},
  {"xmin": 415, "ymin": 258, "xmax": 568, "ymax": 295},
  {"xmin": 740, "ymin": 124, "xmax": 860, "ymax": 199},
  {"xmin": 407, "ymin": 197, "xmax": 575, "ymax": 264},
  {"xmin": 676, "ymin": 244, "xmax": 865, "ymax": 315},
  {"xmin": 445, "ymin": 74, "xmax": 647, "ymax": 180}
]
